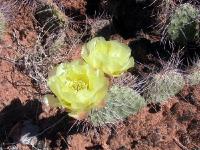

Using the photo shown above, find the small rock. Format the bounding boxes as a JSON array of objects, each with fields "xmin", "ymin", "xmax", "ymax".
[{"xmin": 19, "ymin": 120, "xmax": 39, "ymax": 147}]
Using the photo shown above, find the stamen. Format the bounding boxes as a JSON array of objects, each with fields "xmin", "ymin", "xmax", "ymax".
[{"xmin": 66, "ymin": 80, "xmax": 88, "ymax": 92}]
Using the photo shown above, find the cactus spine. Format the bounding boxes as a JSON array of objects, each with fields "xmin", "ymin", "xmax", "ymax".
[
  {"xmin": 186, "ymin": 60, "xmax": 200, "ymax": 86},
  {"xmin": 167, "ymin": 3, "xmax": 199, "ymax": 43},
  {"xmin": 89, "ymin": 85, "xmax": 146, "ymax": 126},
  {"xmin": 146, "ymin": 69, "xmax": 185, "ymax": 103}
]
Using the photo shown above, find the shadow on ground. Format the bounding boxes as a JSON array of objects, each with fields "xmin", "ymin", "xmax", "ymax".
[{"xmin": 0, "ymin": 98, "xmax": 84, "ymax": 149}]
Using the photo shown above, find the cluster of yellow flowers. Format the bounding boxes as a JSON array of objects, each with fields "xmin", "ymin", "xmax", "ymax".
[{"xmin": 45, "ymin": 37, "xmax": 134, "ymax": 119}]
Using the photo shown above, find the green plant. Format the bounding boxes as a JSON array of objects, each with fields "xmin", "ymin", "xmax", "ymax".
[
  {"xmin": 167, "ymin": 3, "xmax": 199, "ymax": 43},
  {"xmin": 146, "ymin": 69, "xmax": 185, "ymax": 103},
  {"xmin": 154, "ymin": 0, "xmax": 175, "ymax": 39},
  {"xmin": 88, "ymin": 85, "xmax": 146, "ymax": 126},
  {"xmin": 111, "ymin": 72, "xmax": 137, "ymax": 89},
  {"xmin": 35, "ymin": 4, "xmax": 68, "ymax": 34},
  {"xmin": 42, "ymin": 0, "xmax": 68, "ymax": 25},
  {"xmin": 186, "ymin": 60, "xmax": 200, "ymax": 86}
]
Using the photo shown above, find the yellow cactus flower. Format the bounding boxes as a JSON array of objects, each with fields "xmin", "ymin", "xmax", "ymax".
[
  {"xmin": 81, "ymin": 37, "xmax": 134, "ymax": 77},
  {"xmin": 45, "ymin": 60, "xmax": 109, "ymax": 120}
]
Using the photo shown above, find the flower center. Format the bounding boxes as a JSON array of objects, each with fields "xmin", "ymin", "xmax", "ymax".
[{"xmin": 66, "ymin": 80, "xmax": 88, "ymax": 92}]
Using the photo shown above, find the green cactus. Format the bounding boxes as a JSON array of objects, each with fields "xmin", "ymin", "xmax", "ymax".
[
  {"xmin": 35, "ymin": 4, "xmax": 68, "ymax": 34},
  {"xmin": 186, "ymin": 60, "xmax": 200, "ymax": 86},
  {"xmin": 146, "ymin": 70, "xmax": 185, "ymax": 103},
  {"xmin": 111, "ymin": 72, "xmax": 137, "ymax": 89},
  {"xmin": 167, "ymin": 3, "xmax": 199, "ymax": 43},
  {"xmin": 0, "ymin": 11, "xmax": 6, "ymax": 40},
  {"xmin": 88, "ymin": 85, "xmax": 146, "ymax": 126}
]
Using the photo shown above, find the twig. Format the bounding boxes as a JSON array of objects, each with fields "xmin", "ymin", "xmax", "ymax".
[{"xmin": 173, "ymin": 138, "xmax": 189, "ymax": 150}]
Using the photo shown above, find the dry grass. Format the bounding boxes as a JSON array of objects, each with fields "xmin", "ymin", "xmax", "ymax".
[
  {"xmin": 154, "ymin": 0, "xmax": 177, "ymax": 46},
  {"xmin": 86, "ymin": 13, "xmax": 111, "ymax": 37}
]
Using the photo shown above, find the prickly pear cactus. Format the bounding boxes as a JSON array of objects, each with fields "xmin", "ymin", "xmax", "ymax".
[
  {"xmin": 186, "ymin": 60, "xmax": 200, "ymax": 86},
  {"xmin": 89, "ymin": 85, "xmax": 146, "ymax": 126},
  {"xmin": 167, "ymin": 3, "xmax": 199, "ymax": 43},
  {"xmin": 146, "ymin": 70, "xmax": 185, "ymax": 103},
  {"xmin": 35, "ymin": 5, "xmax": 68, "ymax": 34}
]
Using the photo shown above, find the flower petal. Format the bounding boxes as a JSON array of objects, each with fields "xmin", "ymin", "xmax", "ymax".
[
  {"xmin": 46, "ymin": 59, "xmax": 109, "ymax": 119},
  {"xmin": 81, "ymin": 37, "xmax": 134, "ymax": 76},
  {"xmin": 44, "ymin": 94, "xmax": 61, "ymax": 107}
]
